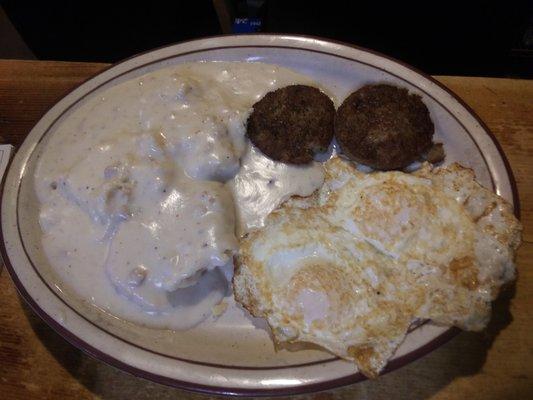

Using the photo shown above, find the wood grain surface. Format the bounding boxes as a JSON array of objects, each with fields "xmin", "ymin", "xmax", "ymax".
[{"xmin": 0, "ymin": 60, "xmax": 531, "ymax": 400}]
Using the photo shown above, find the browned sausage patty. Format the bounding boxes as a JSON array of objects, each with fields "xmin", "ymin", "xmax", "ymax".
[
  {"xmin": 335, "ymin": 84, "xmax": 434, "ymax": 170},
  {"xmin": 246, "ymin": 85, "xmax": 335, "ymax": 164}
]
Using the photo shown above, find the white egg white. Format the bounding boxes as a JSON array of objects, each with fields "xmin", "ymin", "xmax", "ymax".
[{"xmin": 234, "ymin": 157, "xmax": 522, "ymax": 377}]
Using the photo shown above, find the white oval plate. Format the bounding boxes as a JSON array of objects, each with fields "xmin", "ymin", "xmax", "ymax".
[{"xmin": 1, "ymin": 35, "xmax": 518, "ymax": 396}]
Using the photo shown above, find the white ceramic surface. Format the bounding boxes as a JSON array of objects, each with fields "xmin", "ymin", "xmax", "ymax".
[{"xmin": 0, "ymin": 35, "xmax": 518, "ymax": 396}]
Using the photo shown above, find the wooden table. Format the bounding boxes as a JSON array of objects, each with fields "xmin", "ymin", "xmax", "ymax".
[{"xmin": 0, "ymin": 60, "xmax": 531, "ymax": 400}]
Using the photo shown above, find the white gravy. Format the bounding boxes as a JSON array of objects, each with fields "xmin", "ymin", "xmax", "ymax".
[
  {"xmin": 229, "ymin": 144, "xmax": 324, "ymax": 235},
  {"xmin": 35, "ymin": 62, "xmax": 325, "ymax": 330}
]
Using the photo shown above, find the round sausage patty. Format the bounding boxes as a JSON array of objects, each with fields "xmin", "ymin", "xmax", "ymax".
[
  {"xmin": 335, "ymin": 84, "xmax": 434, "ymax": 170},
  {"xmin": 247, "ymin": 85, "xmax": 335, "ymax": 164}
]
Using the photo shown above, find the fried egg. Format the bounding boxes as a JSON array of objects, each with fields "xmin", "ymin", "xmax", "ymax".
[{"xmin": 233, "ymin": 157, "xmax": 521, "ymax": 377}]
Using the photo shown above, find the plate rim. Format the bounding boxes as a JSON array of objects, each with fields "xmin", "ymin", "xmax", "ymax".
[{"xmin": 0, "ymin": 33, "xmax": 519, "ymax": 396}]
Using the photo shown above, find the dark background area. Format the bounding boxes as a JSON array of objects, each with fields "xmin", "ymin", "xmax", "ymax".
[{"xmin": 2, "ymin": 0, "xmax": 532, "ymax": 78}]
